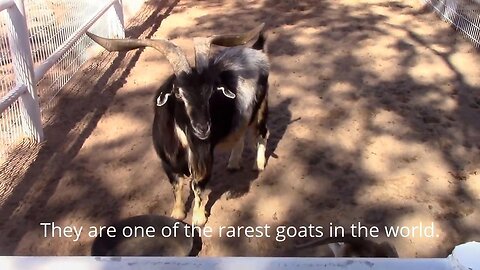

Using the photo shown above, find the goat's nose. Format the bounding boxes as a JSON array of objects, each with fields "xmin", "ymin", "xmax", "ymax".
[{"xmin": 194, "ymin": 123, "xmax": 211, "ymax": 138}]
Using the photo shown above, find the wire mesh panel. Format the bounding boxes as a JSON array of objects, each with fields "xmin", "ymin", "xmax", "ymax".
[
  {"xmin": 0, "ymin": 97, "xmax": 26, "ymax": 163},
  {"xmin": 0, "ymin": 0, "xmax": 123, "ymax": 161},
  {"xmin": 0, "ymin": 11, "xmax": 27, "ymax": 163},
  {"xmin": 25, "ymin": 0, "xmax": 124, "ymax": 120},
  {"xmin": 422, "ymin": 0, "xmax": 480, "ymax": 46}
]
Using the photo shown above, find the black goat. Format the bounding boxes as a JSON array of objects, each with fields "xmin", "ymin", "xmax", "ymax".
[{"xmin": 86, "ymin": 24, "xmax": 269, "ymax": 226}]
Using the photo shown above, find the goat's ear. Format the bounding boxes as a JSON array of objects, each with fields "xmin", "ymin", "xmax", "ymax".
[
  {"xmin": 216, "ymin": 86, "xmax": 236, "ymax": 99},
  {"xmin": 156, "ymin": 92, "xmax": 172, "ymax": 106}
]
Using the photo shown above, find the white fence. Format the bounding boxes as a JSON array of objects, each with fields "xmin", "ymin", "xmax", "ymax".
[
  {"xmin": 0, "ymin": 0, "xmax": 124, "ymax": 161},
  {"xmin": 0, "ymin": 242, "xmax": 479, "ymax": 270},
  {"xmin": 422, "ymin": 0, "xmax": 480, "ymax": 46}
]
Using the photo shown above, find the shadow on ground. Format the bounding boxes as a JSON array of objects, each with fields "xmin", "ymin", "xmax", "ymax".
[{"xmin": 168, "ymin": 0, "xmax": 480, "ymax": 257}]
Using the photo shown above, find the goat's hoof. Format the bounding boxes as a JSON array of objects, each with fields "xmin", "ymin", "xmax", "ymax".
[
  {"xmin": 192, "ymin": 212, "xmax": 208, "ymax": 227},
  {"xmin": 171, "ymin": 208, "xmax": 186, "ymax": 221}
]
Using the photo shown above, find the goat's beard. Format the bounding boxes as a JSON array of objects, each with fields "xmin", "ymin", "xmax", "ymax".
[{"xmin": 187, "ymin": 137, "xmax": 212, "ymax": 181}]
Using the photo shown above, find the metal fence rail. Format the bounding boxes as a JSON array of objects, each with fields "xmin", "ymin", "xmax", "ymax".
[
  {"xmin": 422, "ymin": 0, "xmax": 480, "ymax": 46},
  {"xmin": 1, "ymin": 242, "xmax": 480, "ymax": 270},
  {"xmin": 0, "ymin": 0, "xmax": 124, "ymax": 162}
]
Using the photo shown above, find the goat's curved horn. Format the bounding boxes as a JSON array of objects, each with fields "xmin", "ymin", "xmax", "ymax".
[
  {"xmin": 193, "ymin": 23, "xmax": 265, "ymax": 72},
  {"xmin": 86, "ymin": 32, "xmax": 191, "ymax": 76}
]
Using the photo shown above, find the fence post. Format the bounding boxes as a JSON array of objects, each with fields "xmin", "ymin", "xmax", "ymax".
[
  {"xmin": 110, "ymin": 0, "xmax": 125, "ymax": 38},
  {"xmin": 6, "ymin": 0, "xmax": 44, "ymax": 142}
]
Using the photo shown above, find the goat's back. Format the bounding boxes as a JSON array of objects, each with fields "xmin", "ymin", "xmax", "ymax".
[{"xmin": 213, "ymin": 47, "xmax": 269, "ymax": 76}]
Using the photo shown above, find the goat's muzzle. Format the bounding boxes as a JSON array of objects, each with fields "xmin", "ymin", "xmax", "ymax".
[{"xmin": 192, "ymin": 122, "xmax": 211, "ymax": 140}]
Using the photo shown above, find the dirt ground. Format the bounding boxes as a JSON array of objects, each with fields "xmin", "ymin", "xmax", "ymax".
[{"xmin": 1, "ymin": 0, "xmax": 479, "ymax": 257}]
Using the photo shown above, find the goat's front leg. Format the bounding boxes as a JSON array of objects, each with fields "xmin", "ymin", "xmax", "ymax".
[
  {"xmin": 166, "ymin": 171, "xmax": 187, "ymax": 221},
  {"xmin": 191, "ymin": 178, "xmax": 209, "ymax": 226},
  {"xmin": 188, "ymin": 145, "xmax": 213, "ymax": 226},
  {"xmin": 171, "ymin": 176, "xmax": 188, "ymax": 220}
]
